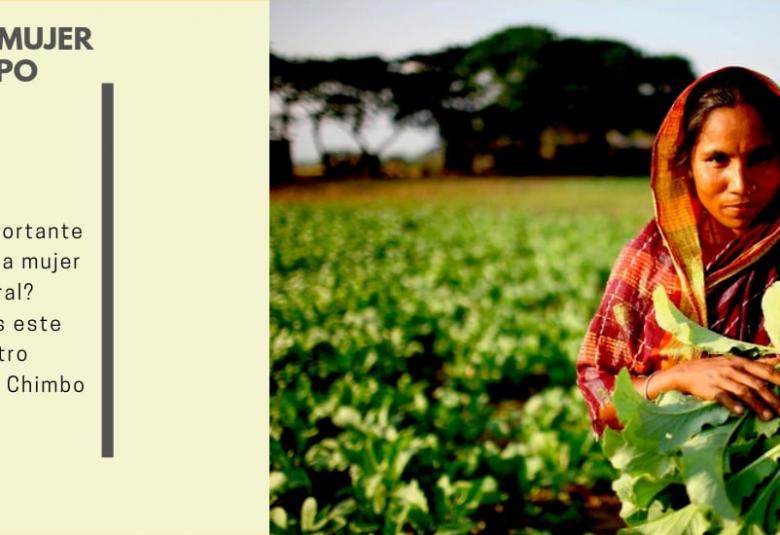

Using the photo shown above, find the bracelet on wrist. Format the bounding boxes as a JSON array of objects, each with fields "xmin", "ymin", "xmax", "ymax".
[{"xmin": 643, "ymin": 371, "xmax": 657, "ymax": 401}]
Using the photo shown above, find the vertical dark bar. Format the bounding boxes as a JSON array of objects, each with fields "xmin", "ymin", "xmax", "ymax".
[{"xmin": 102, "ymin": 83, "xmax": 114, "ymax": 458}]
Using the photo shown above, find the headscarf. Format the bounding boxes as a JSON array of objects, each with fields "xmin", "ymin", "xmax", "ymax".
[{"xmin": 651, "ymin": 66, "xmax": 780, "ymax": 330}]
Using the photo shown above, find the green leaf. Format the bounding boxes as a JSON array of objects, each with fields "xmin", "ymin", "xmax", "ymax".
[
  {"xmin": 270, "ymin": 507, "xmax": 288, "ymax": 529},
  {"xmin": 603, "ymin": 427, "xmax": 675, "ymax": 479},
  {"xmin": 612, "ymin": 473, "xmax": 638, "ymax": 518},
  {"xmin": 322, "ymin": 499, "xmax": 357, "ymax": 532},
  {"xmin": 613, "ymin": 473, "xmax": 676, "ymax": 519},
  {"xmin": 621, "ymin": 503, "xmax": 710, "ymax": 534},
  {"xmin": 393, "ymin": 479, "xmax": 429, "ymax": 512},
  {"xmin": 602, "ymin": 427, "xmax": 624, "ymax": 458},
  {"xmin": 333, "ymin": 406, "xmax": 363, "ymax": 428},
  {"xmin": 761, "ymin": 281, "xmax": 780, "ymax": 349},
  {"xmin": 391, "ymin": 436, "xmax": 423, "ymax": 480},
  {"xmin": 652, "ymin": 286, "xmax": 774, "ymax": 357},
  {"xmin": 301, "ymin": 497, "xmax": 317, "ymax": 532},
  {"xmin": 433, "ymin": 522, "xmax": 476, "ymax": 535},
  {"xmin": 726, "ymin": 441, "xmax": 780, "ymax": 509},
  {"xmin": 753, "ymin": 415, "xmax": 780, "ymax": 438},
  {"xmin": 349, "ymin": 519, "xmax": 381, "ymax": 533},
  {"xmin": 286, "ymin": 467, "xmax": 312, "ymax": 490},
  {"xmin": 645, "ymin": 499, "xmax": 667, "ymax": 522},
  {"xmin": 269, "ymin": 471, "xmax": 287, "ymax": 495},
  {"xmin": 613, "ymin": 369, "xmax": 731, "ymax": 453},
  {"xmin": 679, "ymin": 420, "xmax": 739, "ymax": 520},
  {"xmin": 372, "ymin": 483, "xmax": 387, "ymax": 515},
  {"xmin": 305, "ymin": 438, "xmax": 349, "ymax": 471},
  {"xmin": 740, "ymin": 469, "xmax": 780, "ymax": 532},
  {"xmin": 720, "ymin": 524, "xmax": 767, "ymax": 535}
]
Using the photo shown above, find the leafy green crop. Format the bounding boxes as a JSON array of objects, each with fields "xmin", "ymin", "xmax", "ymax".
[
  {"xmin": 271, "ymin": 201, "xmax": 643, "ymax": 533},
  {"xmin": 605, "ymin": 283, "xmax": 780, "ymax": 534},
  {"xmin": 652, "ymin": 287, "xmax": 775, "ymax": 357}
]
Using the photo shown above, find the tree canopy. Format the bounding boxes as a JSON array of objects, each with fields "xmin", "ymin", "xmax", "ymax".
[{"xmin": 271, "ymin": 25, "xmax": 695, "ymax": 177}]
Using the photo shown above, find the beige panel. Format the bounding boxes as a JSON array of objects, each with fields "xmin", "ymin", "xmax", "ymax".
[{"xmin": 0, "ymin": 2, "xmax": 266, "ymax": 534}]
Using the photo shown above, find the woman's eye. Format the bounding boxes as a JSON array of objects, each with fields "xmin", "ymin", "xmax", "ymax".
[{"xmin": 708, "ymin": 153, "xmax": 729, "ymax": 165}]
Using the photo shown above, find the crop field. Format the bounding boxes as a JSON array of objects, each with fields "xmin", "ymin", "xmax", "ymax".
[{"xmin": 270, "ymin": 178, "xmax": 653, "ymax": 534}]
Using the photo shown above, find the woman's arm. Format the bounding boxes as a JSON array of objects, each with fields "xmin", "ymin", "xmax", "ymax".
[
  {"xmin": 649, "ymin": 356, "xmax": 780, "ymax": 419},
  {"xmin": 593, "ymin": 372, "xmax": 679, "ymax": 429},
  {"xmin": 597, "ymin": 356, "xmax": 780, "ymax": 427}
]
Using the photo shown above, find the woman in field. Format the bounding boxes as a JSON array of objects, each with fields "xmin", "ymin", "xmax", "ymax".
[{"xmin": 577, "ymin": 66, "xmax": 780, "ymax": 434}]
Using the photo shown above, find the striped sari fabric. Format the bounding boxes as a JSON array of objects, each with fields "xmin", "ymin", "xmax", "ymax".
[{"xmin": 576, "ymin": 67, "xmax": 780, "ymax": 435}]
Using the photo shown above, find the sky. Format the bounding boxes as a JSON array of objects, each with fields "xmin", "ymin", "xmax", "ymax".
[{"xmin": 270, "ymin": 0, "xmax": 780, "ymax": 164}]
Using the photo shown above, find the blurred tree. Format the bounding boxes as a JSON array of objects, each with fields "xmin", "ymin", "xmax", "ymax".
[
  {"xmin": 270, "ymin": 53, "xmax": 297, "ymax": 184},
  {"xmin": 526, "ymin": 41, "xmax": 692, "ymax": 146},
  {"xmin": 389, "ymin": 46, "xmax": 471, "ymax": 173},
  {"xmin": 520, "ymin": 39, "xmax": 647, "ymax": 173},
  {"xmin": 448, "ymin": 33, "xmax": 694, "ymax": 174},
  {"xmin": 270, "ymin": 26, "xmax": 695, "ymax": 178},
  {"xmin": 392, "ymin": 27, "xmax": 556, "ymax": 173},
  {"xmin": 454, "ymin": 27, "xmax": 556, "ymax": 173},
  {"xmin": 272, "ymin": 53, "xmax": 421, "ymax": 177},
  {"xmin": 270, "ymin": 53, "xmax": 294, "ymax": 142},
  {"xmin": 631, "ymin": 55, "xmax": 696, "ymax": 130}
]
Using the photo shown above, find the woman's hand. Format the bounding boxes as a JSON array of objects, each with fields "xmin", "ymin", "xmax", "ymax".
[{"xmin": 651, "ymin": 355, "xmax": 780, "ymax": 420}]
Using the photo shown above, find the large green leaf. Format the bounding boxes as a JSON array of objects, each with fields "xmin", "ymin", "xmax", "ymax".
[
  {"xmin": 270, "ymin": 507, "xmax": 288, "ymax": 529},
  {"xmin": 749, "ymin": 415, "xmax": 780, "ymax": 439},
  {"xmin": 602, "ymin": 284, "xmax": 780, "ymax": 532},
  {"xmin": 612, "ymin": 369, "xmax": 731, "ymax": 453},
  {"xmin": 270, "ymin": 471, "xmax": 287, "ymax": 495},
  {"xmin": 761, "ymin": 281, "xmax": 780, "ymax": 349},
  {"xmin": 727, "ymin": 441, "xmax": 780, "ymax": 509},
  {"xmin": 613, "ymin": 473, "xmax": 677, "ymax": 520},
  {"xmin": 603, "ymin": 427, "xmax": 675, "ymax": 479},
  {"xmin": 680, "ymin": 421, "xmax": 740, "ymax": 520},
  {"xmin": 393, "ymin": 479, "xmax": 429, "ymax": 513},
  {"xmin": 301, "ymin": 497, "xmax": 317, "ymax": 532},
  {"xmin": 740, "ymin": 469, "xmax": 780, "ymax": 533},
  {"xmin": 652, "ymin": 287, "xmax": 774, "ymax": 357},
  {"xmin": 620, "ymin": 503, "xmax": 710, "ymax": 534}
]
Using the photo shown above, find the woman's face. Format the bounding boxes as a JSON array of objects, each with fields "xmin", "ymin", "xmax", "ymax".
[{"xmin": 691, "ymin": 103, "xmax": 780, "ymax": 236}]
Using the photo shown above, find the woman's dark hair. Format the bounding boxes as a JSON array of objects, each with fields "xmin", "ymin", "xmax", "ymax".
[{"xmin": 674, "ymin": 67, "xmax": 780, "ymax": 171}]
